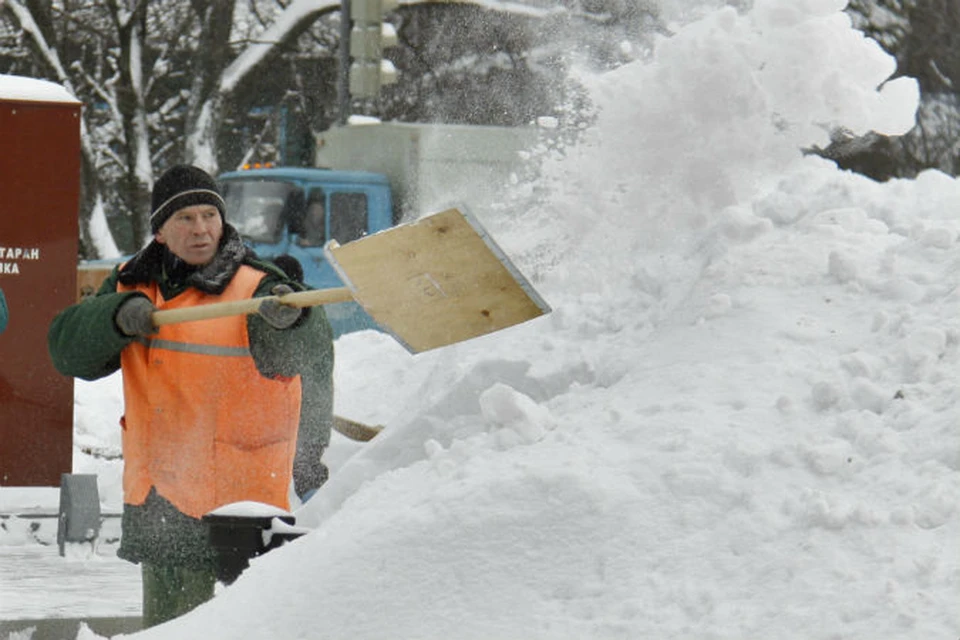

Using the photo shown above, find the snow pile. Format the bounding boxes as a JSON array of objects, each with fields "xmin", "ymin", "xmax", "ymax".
[{"xmin": 64, "ymin": 1, "xmax": 960, "ymax": 638}]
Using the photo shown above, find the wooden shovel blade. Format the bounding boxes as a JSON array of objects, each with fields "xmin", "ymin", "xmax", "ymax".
[{"xmin": 325, "ymin": 207, "xmax": 550, "ymax": 353}]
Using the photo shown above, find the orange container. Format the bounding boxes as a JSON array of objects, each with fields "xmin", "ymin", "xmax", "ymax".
[{"xmin": 0, "ymin": 75, "xmax": 81, "ymax": 486}]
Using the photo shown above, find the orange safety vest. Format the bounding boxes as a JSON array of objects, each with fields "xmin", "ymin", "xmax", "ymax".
[{"xmin": 117, "ymin": 265, "xmax": 301, "ymax": 518}]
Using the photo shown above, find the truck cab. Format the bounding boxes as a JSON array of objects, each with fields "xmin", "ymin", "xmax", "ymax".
[{"xmin": 218, "ymin": 166, "xmax": 397, "ymax": 337}]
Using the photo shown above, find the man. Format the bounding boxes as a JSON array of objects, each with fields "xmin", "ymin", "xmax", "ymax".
[{"xmin": 48, "ymin": 165, "xmax": 334, "ymax": 627}]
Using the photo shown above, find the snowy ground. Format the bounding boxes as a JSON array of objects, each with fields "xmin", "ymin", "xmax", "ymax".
[
  {"xmin": 0, "ymin": 540, "xmax": 137, "ymax": 621},
  {"xmin": 2, "ymin": 1, "xmax": 959, "ymax": 639}
]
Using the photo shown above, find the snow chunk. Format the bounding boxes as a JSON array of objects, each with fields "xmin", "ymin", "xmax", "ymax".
[
  {"xmin": 346, "ymin": 115, "xmax": 382, "ymax": 126},
  {"xmin": 873, "ymin": 76, "xmax": 921, "ymax": 136},
  {"xmin": 536, "ymin": 116, "xmax": 559, "ymax": 129},
  {"xmin": 811, "ymin": 380, "xmax": 843, "ymax": 411},
  {"xmin": 919, "ymin": 227, "xmax": 954, "ymax": 249},
  {"xmin": 849, "ymin": 378, "xmax": 890, "ymax": 414},
  {"xmin": 479, "ymin": 383, "xmax": 556, "ymax": 444},
  {"xmin": 828, "ymin": 251, "xmax": 859, "ymax": 284},
  {"xmin": 704, "ymin": 293, "xmax": 734, "ymax": 319}
]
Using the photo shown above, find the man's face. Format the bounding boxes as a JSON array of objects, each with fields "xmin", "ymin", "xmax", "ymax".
[{"xmin": 156, "ymin": 204, "xmax": 223, "ymax": 266}]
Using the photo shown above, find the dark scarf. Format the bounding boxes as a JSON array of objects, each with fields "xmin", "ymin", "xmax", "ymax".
[{"xmin": 118, "ymin": 224, "xmax": 254, "ymax": 295}]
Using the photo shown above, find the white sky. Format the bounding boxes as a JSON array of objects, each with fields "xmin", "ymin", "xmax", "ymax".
[{"xmin": 4, "ymin": 0, "xmax": 959, "ymax": 638}]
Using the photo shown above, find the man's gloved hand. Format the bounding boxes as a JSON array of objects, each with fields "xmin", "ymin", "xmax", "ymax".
[
  {"xmin": 115, "ymin": 296, "xmax": 157, "ymax": 337},
  {"xmin": 259, "ymin": 284, "xmax": 302, "ymax": 329}
]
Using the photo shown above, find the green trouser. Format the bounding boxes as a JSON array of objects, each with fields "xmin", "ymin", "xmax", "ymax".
[{"xmin": 141, "ymin": 563, "xmax": 217, "ymax": 628}]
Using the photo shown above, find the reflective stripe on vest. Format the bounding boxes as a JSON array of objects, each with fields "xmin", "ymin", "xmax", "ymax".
[
  {"xmin": 134, "ymin": 337, "xmax": 251, "ymax": 358},
  {"xmin": 117, "ymin": 265, "xmax": 301, "ymax": 518}
]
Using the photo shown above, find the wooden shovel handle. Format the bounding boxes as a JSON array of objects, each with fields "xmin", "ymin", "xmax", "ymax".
[
  {"xmin": 152, "ymin": 287, "xmax": 354, "ymax": 327},
  {"xmin": 333, "ymin": 415, "xmax": 383, "ymax": 441}
]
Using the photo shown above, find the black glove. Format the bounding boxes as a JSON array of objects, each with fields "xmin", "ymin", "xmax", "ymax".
[
  {"xmin": 258, "ymin": 284, "xmax": 302, "ymax": 329},
  {"xmin": 115, "ymin": 296, "xmax": 157, "ymax": 337}
]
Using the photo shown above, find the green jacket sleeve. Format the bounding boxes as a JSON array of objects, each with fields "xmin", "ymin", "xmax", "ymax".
[{"xmin": 47, "ymin": 267, "xmax": 143, "ymax": 381}]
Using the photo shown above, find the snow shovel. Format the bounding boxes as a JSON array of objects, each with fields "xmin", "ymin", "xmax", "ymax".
[{"xmin": 151, "ymin": 207, "xmax": 551, "ymax": 354}]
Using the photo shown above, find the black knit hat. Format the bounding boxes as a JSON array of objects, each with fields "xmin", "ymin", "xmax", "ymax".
[{"xmin": 150, "ymin": 165, "xmax": 226, "ymax": 233}]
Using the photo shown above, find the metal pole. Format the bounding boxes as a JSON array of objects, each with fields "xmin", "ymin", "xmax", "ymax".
[{"xmin": 338, "ymin": 0, "xmax": 351, "ymax": 125}]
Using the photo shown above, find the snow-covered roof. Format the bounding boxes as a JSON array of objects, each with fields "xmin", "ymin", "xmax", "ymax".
[{"xmin": 0, "ymin": 74, "xmax": 79, "ymax": 104}]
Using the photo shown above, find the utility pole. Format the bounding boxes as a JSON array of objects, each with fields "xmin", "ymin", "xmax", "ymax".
[{"xmin": 338, "ymin": 0, "xmax": 352, "ymax": 125}]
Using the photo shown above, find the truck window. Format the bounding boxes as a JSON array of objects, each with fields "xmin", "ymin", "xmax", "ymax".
[
  {"xmin": 329, "ymin": 192, "xmax": 368, "ymax": 244},
  {"xmin": 297, "ymin": 189, "xmax": 327, "ymax": 247},
  {"xmin": 221, "ymin": 179, "xmax": 299, "ymax": 244}
]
